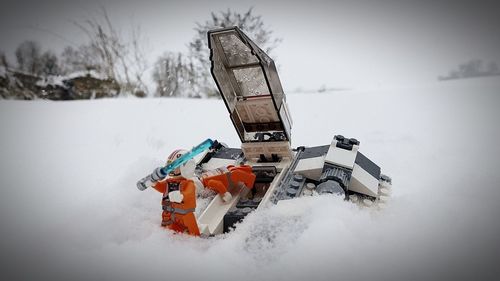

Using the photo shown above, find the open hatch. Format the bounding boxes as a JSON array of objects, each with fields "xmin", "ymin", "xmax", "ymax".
[{"xmin": 208, "ymin": 27, "xmax": 293, "ymax": 161}]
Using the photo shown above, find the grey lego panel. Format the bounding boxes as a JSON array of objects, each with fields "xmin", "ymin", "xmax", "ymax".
[
  {"xmin": 355, "ymin": 152, "xmax": 381, "ymax": 180},
  {"xmin": 298, "ymin": 145, "xmax": 330, "ymax": 160},
  {"xmin": 212, "ymin": 147, "xmax": 243, "ymax": 160},
  {"xmin": 270, "ymin": 148, "xmax": 306, "ymax": 203},
  {"xmin": 278, "ymin": 173, "xmax": 306, "ymax": 200}
]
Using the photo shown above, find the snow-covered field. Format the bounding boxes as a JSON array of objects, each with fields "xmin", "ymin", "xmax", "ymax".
[{"xmin": 1, "ymin": 77, "xmax": 500, "ymax": 281}]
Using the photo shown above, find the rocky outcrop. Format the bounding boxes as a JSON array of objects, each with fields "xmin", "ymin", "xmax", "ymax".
[{"xmin": 0, "ymin": 68, "xmax": 121, "ymax": 100}]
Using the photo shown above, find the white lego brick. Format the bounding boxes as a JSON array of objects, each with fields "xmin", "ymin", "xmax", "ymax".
[
  {"xmin": 196, "ymin": 184, "xmax": 247, "ymax": 235},
  {"xmin": 324, "ymin": 140, "xmax": 358, "ymax": 169},
  {"xmin": 350, "ymin": 163, "xmax": 379, "ymax": 197},
  {"xmin": 294, "ymin": 156, "xmax": 324, "ymax": 181}
]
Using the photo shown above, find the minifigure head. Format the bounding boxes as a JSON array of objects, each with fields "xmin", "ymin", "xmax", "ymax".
[{"xmin": 166, "ymin": 149, "xmax": 188, "ymax": 176}]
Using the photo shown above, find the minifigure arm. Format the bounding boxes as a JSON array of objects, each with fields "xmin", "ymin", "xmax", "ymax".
[
  {"xmin": 205, "ymin": 179, "xmax": 232, "ymax": 202},
  {"xmin": 153, "ymin": 180, "xmax": 167, "ymax": 193},
  {"xmin": 205, "ymin": 179, "xmax": 228, "ymax": 195}
]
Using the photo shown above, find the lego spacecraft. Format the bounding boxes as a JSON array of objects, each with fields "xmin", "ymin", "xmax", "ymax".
[{"xmin": 138, "ymin": 27, "xmax": 392, "ymax": 236}]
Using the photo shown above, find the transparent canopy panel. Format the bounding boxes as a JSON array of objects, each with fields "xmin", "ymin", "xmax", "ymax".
[
  {"xmin": 208, "ymin": 27, "xmax": 292, "ymax": 143},
  {"xmin": 233, "ymin": 67, "xmax": 269, "ymax": 97},
  {"xmin": 219, "ymin": 34, "xmax": 259, "ymax": 67}
]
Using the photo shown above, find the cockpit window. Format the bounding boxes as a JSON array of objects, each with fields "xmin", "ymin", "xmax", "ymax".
[
  {"xmin": 209, "ymin": 27, "xmax": 292, "ymax": 143},
  {"xmin": 219, "ymin": 34, "xmax": 259, "ymax": 67}
]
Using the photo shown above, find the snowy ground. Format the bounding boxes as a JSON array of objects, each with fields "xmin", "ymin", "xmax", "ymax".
[{"xmin": 1, "ymin": 77, "xmax": 500, "ymax": 281}]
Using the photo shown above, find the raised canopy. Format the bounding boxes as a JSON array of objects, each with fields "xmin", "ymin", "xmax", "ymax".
[{"xmin": 208, "ymin": 27, "xmax": 292, "ymax": 144}]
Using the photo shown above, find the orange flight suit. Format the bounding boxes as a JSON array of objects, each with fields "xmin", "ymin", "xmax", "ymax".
[
  {"xmin": 153, "ymin": 177, "xmax": 200, "ymax": 236},
  {"xmin": 201, "ymin": 165, "xmax": 256, "ymax": 195}
]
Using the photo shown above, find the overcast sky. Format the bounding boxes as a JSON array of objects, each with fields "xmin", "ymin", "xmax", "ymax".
[{"xmin": 1, "ymin": 0, "xmax": 499, "ymax": 90}]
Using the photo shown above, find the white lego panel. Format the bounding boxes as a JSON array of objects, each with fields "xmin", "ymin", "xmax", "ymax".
[
  {"xmin": 350, "ymin": 163, "xmax": 379, "ymax": 197},
  {"xmin": 196, "ymin": 184, "xmax": 249, "ymax": 235},
  {"xmin": 324, "ymin": 140, "xmax": 358, "ymax": 169},
  {"xmin": 294, "ymin": 156, "xmax": 325, "ymax": 181},
  {"xmin": 202, "ymin": 157, "xmax": 236, "ymax": 171},
  {"xmin": 242, "ymin": 141, "xmax": 292, "ymax": 160}
]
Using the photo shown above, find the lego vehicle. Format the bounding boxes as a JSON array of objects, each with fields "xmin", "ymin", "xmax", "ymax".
[{"xmin": 138, "ymin": 26, "xmax": 392, "ymax": 236}]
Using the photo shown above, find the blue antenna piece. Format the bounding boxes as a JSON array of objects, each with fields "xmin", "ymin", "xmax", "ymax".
[{"xmin": 137, "ymin": 138, "xmax": 214, "ymax": 190}]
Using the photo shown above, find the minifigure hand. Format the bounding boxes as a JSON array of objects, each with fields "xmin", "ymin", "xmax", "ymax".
[
  {"xmin": 222, "ymin": 192, "xmax": 232, "ymax": 202},
  {"xmin": 169, "ymin": 190, "xmax": 184, "ymax": 203}
]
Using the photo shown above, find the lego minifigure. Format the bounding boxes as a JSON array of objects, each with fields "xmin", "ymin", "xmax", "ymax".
[{"xmin": 152, "ymin": 149, "xmax": 200, "ymax": 236}]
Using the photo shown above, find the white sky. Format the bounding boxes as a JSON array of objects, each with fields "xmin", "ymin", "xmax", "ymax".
[{"xmin": 1, "ymin": 0, "xmax": 499, "ymax": 90}]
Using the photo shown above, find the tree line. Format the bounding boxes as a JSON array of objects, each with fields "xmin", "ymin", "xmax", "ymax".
[
  {"xmin": 0, "ymin": 8, "xmax": 280, "ymax": 100},
  {"xmin": 439, "ymin": 59, "xmax": 500, "ymax": 81}
]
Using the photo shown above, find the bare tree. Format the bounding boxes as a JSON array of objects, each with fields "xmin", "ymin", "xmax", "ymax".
[
  {"xmin": 153, "ymin": 52, "xmax": 198, "ymax": 98},
  {"xmin": 40, "ymin": 51, "xmax": 60, "ymax": 76},
  {"xmin": 1, "ymin": 51, "xmax": 8, "ymax": 69},
  {"xmin": 68, "ymin": 6, "xmax": 149, "ymax": 96},
  {"xmin": 187, "ymin": 8, "xmax": 281, "ymax": 98},
  {"xmin": 61, "ymin": 45, "xmax": 100, "ymax": 74},
  {"xmin": 15, "ymin": 40, "xmax": 43, "ymax": 75},
  {"xmin": 439, "ymin": 59, "xmax": 500, "ymax": 81}
]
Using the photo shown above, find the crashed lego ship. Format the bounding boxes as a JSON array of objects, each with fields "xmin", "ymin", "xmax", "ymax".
[{"xmin": 138, "ymin": 27, "xmax": 392, "ymax": 236}]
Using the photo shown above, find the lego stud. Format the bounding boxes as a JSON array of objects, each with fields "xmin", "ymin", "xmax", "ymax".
[
  {"xmin": 362, "ymin": 199, "xmax": 374, "ymax": 207},
  {"xmin": 377, "ymin": 203, "xmax": 387, "ymax": 210},
  {"xmin": 381, "ymin": 181, "xmax": 392, "ymax": 189},
  {"xmin": 348, "ymin": 138, "xmax": 360, "ymax": 145},
  {"xmin": 379, "ymin": 187, "xmax": 391, "ymax": 196},
  {"xmin": 293, "ymin": 174, "xmax": 304, "ymax": 181},
  {"xmin": 241, "ymin": 207, "xmax": 253, "ymax": 214},
  {"xmin": 379, "ymin": 195, "xmax": 390, "ymax": 203},
  {"xmin": 305, "ymin": 183, "xmax": 316, "ymax": 190},
  {"xmin": 380, "ymin": 174, "xmax": 392, "ymax": 184},
  {"xmin": 290, "ymin": 181, "xmax": 301, "ymax": 189},
  {"xmin": 286, "ymin": 188, "xmax": 298, "ymax": 196}
]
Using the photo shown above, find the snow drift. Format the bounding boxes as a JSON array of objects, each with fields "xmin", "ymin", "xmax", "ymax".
[{"xmin": 0, "ymin": 77, "xmax": 499, "ymax": 281}]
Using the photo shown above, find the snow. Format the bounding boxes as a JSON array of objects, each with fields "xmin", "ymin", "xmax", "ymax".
[
  {"xmin": 0, "ymin": 66, "xmax": 6, "ymax": 77},
  {"xmin": 1, "ymin": 77, "xmax": 500, "ymax": 281},
  {"xmin": 35, "ymin": 70, "xmax": 107, "ymax": 88},
  {"xmin": 35, "ymin": 75, "xmax": 66, "ymax": 88}
]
